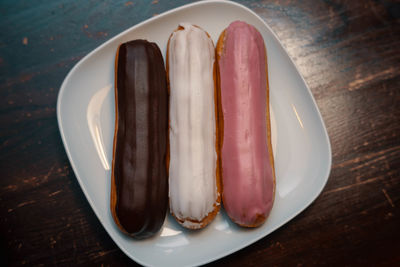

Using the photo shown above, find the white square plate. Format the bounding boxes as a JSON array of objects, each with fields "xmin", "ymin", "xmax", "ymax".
[{"xmin": 57, "ymin": 1, "xmax": 331, "ymax": 266}]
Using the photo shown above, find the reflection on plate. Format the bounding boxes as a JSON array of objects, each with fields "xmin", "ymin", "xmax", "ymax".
[{"xmin": 57, "ymin": 1, "xmax": 331, "ymax": 266}]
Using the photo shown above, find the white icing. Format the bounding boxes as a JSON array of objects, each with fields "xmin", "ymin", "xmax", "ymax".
[
  {"xmin": 181, "ymin": 220, "xmax": 202, "ymax": 229},
  {"xmin": 168, "ymin": 23, "xmax": 217, "ymax": 222}
]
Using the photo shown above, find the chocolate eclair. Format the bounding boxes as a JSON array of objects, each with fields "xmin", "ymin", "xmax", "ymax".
[{"xmin": 111, "ymin": 39, "xmax": 168, "ymax": 239}]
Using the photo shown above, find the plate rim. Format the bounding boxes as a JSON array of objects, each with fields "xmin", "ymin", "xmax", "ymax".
[{"xmin": 56, "ymin": 0, "xmax": 332, "ymax": 266}]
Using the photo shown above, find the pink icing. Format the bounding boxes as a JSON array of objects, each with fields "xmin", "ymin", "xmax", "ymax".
[{"xmin": 219, "ymin": 21, "xmax": 274, "ymax": 226}]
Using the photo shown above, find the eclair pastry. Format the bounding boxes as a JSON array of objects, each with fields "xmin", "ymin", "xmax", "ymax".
[
  {"xmin": 111, "ymin": 40, "xmax": 168, "ymax": 238},
  {"xmin": 216, "ymin": 21, "xmax": 275, "ymax": 227},
  {"xmin": 167, "ymin": 23, "xmax": 221, "ymax": 229}
]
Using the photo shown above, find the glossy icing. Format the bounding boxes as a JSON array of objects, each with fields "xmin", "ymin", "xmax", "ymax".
[
  {"xmin": 168, "ymin": 23, "xmax": 218, "ymax": 226},
  {"xmin": 218, "ymin": 21, "xmax": 274, "ymax": 226},
  {"xmin": 112, "ymin": 40, "xmax": 168, "ymax": 238}
]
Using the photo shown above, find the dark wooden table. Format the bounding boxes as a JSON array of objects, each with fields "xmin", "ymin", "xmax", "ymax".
[{"xmin": 1, "ymin": 0, "xmax": 399, "ymax": 266}]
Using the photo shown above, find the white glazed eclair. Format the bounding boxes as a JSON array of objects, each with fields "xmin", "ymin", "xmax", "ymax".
[{"xmin": 167, "ymin": 23, "xmax": 221, "ymax": 229}]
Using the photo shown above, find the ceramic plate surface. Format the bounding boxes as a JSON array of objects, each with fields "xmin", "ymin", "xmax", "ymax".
[{"xmin": 57, "ymin": 1, "xmax": 331, "ymax": 266}]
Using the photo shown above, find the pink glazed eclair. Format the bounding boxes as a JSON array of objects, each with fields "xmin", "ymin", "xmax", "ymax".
[{"xmin": 216, "ymin": 21, "xmax": 275, "ymax": 227}]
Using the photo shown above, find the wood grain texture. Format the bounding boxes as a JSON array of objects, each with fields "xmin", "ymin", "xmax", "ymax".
[{"xmin": 0, "ymin": 0, "xmax": 399, "ymax": 266}]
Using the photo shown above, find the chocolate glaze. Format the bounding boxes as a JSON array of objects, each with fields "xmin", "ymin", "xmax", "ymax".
[{"xmin": 113, "ymin": 40, "xmax": 168, "ymax": 239}]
